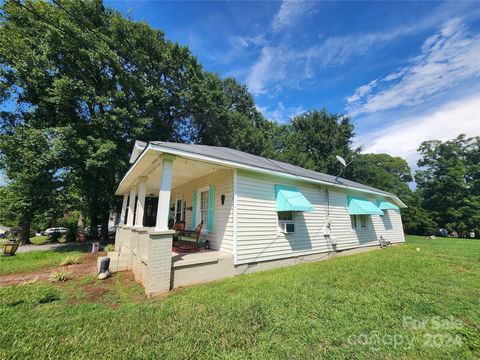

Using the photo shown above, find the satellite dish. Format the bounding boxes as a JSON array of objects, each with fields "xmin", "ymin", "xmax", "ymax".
[{"xmin": 336, "ymin": 155, "xmax": 347, "ymax": 167}]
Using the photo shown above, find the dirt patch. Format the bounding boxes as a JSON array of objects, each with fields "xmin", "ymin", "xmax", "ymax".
[
  {"xmin": 83, "ymin": 284, "xmax": 110, "ymax": 301},
  {"xmin": 118, "ymin": 271, "xmax": 136, "ymax": 285},
  {"xmin": 66, "ymin": 272, "xmax": 144, "ymax": 306},
  {"xmin": 0, "ymin": 258, "xmax": 98, "ymax": 287},
  {"xmin": 454, "ymin": 265, "xmax": 472, "ymax": 272}
]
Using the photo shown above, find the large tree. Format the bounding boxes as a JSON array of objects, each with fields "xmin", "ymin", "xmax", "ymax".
[
  {"xmin": 0, "ymin": 0, "xmax": 202, "ymax": 238},
  {"xmin": 415, "ymin": 134, "xmax": 480, "ymax": 236},
  {"xmin": 350, "ymin": 153, "xmax": 435, "ymax": 235},
  {"xmin": 0, "ymin": 127, "xmax": 62, "ymax": 243},
  {"xmin": 190, "ymin": 72, "xmax": 276, "ymax": 158},
  {"xmin": 274, "ymin": 109, "xmax": 357, "ymax": 175}
]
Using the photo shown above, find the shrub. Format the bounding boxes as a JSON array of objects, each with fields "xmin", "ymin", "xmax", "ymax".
[
  {"xmin": 104, "ymin": 244, "xmax": 115, "ymax": 252},
  {"xmin": 48, "ymin": 270, "xmax": 73, "ymax": 282},
  {"xmin": 59, "ymin": 255, "xmax": 81, "ymax": 266},
  {"xmin": 29, "ymin": 236, "xmax": 50, "ymax": 245}
]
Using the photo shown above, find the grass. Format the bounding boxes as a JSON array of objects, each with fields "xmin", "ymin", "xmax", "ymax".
[
  {"xmin": 0, "ymin": 249, "xmax": 84, "ymax": 275},
  {"xmin": 48, "ymin": 270, "xmax": 73, "ymax": 282},
  {"xmin": 59, "ymin": 254, "xmax": 82, "ymax": 266},
  {"xmin": 0, "ymin": 235, "xmax": 479, "ymax": 359}
]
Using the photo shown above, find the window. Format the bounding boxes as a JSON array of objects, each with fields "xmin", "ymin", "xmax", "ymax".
[
  {"xmin": 351, "ymin": 215, "xmax": 368, "ymax": 230},
  {"xmin": 278, "ymin": 211, "xmax": 293, "ymax": 221},
  {"xmin": 175, "ymin": 196, "xmax": 184, "ymax": 222},
  {"xmin": 200, "ymin": 190, "xmax": 209, "ymax": 228},
  {"xmin": 278, "ymin": 211, "xmax": 295, "ymax": 233},
  {"xmin": 360, "ymin": 215, "xmax": 367, "ymax": 228},
  {"xmin": 350, "ymin": 215, "xmax": 357, "ymax": 229}
]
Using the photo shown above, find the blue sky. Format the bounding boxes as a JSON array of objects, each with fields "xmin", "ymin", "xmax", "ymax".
[{"xmin": 105, "ymin": 0, "xmax": 480, "ymax": 168}]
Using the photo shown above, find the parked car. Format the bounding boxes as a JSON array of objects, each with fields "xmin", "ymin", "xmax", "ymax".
[
  {"xmin": 85, "ymin": 225, "xmax": 116, "ymax": 236},
  {"xmin": 43, "ymin": 227, "xmax": 68, "ymax": 236}
]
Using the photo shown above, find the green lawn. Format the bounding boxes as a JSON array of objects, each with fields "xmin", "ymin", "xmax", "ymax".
[
  {"xmin": 0, "ymin": 236, "xmax": 479, "ymax": 359},
  {"xmin": 0, "ymin": 248, "xmax": 84, "ymax": 275}
]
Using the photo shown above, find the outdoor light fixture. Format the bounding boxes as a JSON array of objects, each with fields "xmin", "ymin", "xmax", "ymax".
[{"xmin": 221, "ymin": 194, "xmax": 225, "ymax": 205}]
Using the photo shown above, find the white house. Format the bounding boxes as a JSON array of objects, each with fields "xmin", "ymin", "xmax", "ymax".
[{"xmin": 107, "ymin": 141, "xmax": 406, "ymax": 295}]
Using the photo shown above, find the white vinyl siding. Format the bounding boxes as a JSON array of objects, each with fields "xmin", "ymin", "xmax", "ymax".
[
  {"xmin": 170, "ymin": 169, "xmax": 234, "ymax": 253},
  {"xmin": 236, "ymin": 170, "xmax": 405, "ymax": 265}
]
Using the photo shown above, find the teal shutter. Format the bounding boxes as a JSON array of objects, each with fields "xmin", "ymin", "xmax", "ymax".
[
  {"xmin": 208, "ymin": 185, "xmax": 215, "ymax": 232},
  {"xmin": 191, "ymin": 192, "xmax": 197, "ymax": 229}
]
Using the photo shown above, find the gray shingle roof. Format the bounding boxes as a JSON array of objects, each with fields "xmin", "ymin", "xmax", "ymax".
[{"xmin": 150, "ymin": 141, "xmax": 395, "ymax": 197}]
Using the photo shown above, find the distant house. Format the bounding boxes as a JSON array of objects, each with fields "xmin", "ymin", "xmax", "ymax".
[{"xmin": 106, "ymin": 141, "xmax": 406, "ymax": 295}]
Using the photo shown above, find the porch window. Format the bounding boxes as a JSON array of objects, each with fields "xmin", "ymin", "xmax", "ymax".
[
  {"xmin": 175, "ymin": 196, "xmax": 185, "ymax": 222},
  {"xmin": 200, "ymin": 190, "xmax": 209, "ymax": 228}
]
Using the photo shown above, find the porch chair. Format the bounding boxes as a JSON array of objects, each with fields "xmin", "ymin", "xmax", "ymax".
[
  {"xmin": 172, "ymin": 221, "xmax": 186, "ymax": 247},
  {"xmin": 178, "ymin": 222, "xmax": 203, "ymax": 252}
]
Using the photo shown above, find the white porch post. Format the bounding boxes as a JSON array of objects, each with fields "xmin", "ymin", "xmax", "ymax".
[
  {"xmin": 120, "ymin": 194, "xmax": 128, "ymax": 224},
  {"xmin": 155, "ymin": 155, "xmax": 175, "ymax": 231},
  {"xmin": 126, "ymin": 185, "xmax": 137, "ymax": 226},
  {"xmin": 135, "ymin": 178, "xmax": 146, "ymax": 227}
]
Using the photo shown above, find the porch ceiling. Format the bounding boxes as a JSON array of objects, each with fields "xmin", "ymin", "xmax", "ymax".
[
  {"xmin": 146, "ymin": 158, "xmax": 226, "ymax": 195},
  {"xmin": 116, "ymin": 149, "xmax": 228, "ymax": 195}
]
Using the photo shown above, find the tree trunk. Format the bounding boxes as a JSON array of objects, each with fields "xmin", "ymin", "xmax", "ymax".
[
  {"xmin": 19, "ymin": 216, "xmax": 32, "ymax": 245},
  {"xmin": 77, "ymin": 206, "xmax": 87, "ymax": 241}
]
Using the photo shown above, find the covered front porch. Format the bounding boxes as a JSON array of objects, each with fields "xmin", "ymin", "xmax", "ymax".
[{"xmin": 108, "ymin": 145, "xmax": 235, "ymax": 295}]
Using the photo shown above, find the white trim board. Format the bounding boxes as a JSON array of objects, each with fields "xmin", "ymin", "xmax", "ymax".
[{"xmin": 233, "ymin": 169, "xmax": 238, "ymax": 265}]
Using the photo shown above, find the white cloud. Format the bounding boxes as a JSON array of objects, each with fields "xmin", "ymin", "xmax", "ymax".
[
  {"xmin": 271, "ymin": 0, "xmax": 315, "ymax": 32},
  {"xmin": 245, "ymin": 1, "xmax": 479, "ymax": 97},
  {"xmin": 246, "ymin": 26, "xmax": 405, "ymax": 95},
  {"xmin": 347, "ymin": 18, "xmax": 480, "ymax": 116},
  {"xmin": 355, "ymin": 95, "xmax": 480, "ymax": 167},
  {"xmin": 246, "ymin": 46, "xmax": 299, "ymax": 95},
  {"xmin": 257, "ymin": 102, "xmax": 305, "ymax": 123},
  {"xmin": 246, "ymin": 9, "xmax": 451, "ymax": 95},
  {"xmin": 230, "ymin": 34, "xmax": 265, "ymax": 49}
]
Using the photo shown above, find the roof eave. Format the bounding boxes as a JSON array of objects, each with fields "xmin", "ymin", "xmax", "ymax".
[{"xmin": 132, "ymin": 143, "xmax": 405, "ymax": 203}]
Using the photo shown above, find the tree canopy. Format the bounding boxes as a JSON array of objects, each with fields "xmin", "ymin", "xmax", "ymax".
[
  {"xmin": 415, "ymin": 135, "xmax": 480, "ymax": 236},
  {"xmin": 273, "ymin": 109, "xmax": 357, "ymax": 175}
]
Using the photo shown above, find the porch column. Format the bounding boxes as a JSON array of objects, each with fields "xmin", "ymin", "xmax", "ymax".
[
  {"xmin": 120, "ymin": 194, "xmax": 128, "ymax": 224},
  {"xmin": 155, "ymin": 155, "xmax": 175, "ymax": 231},
  {"xmin": 135, "ymin": 178, "xmax": 147, "ymax": 227},
  {"xmin": 126, "ymin": 185, "xmax": 137, "ymax": 226}
]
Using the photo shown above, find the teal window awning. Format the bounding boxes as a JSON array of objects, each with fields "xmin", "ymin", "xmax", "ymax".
[
  {"xmin": 275, "ymin": 185, "xmax": 314, "ymax": 212},
  {"xmin": 377, "ymin": 200, "xmax": 399, "ymax": 210},
  {"xmin": 347, "ymin": 196, "xmax": 384, "ymax": 215}
]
